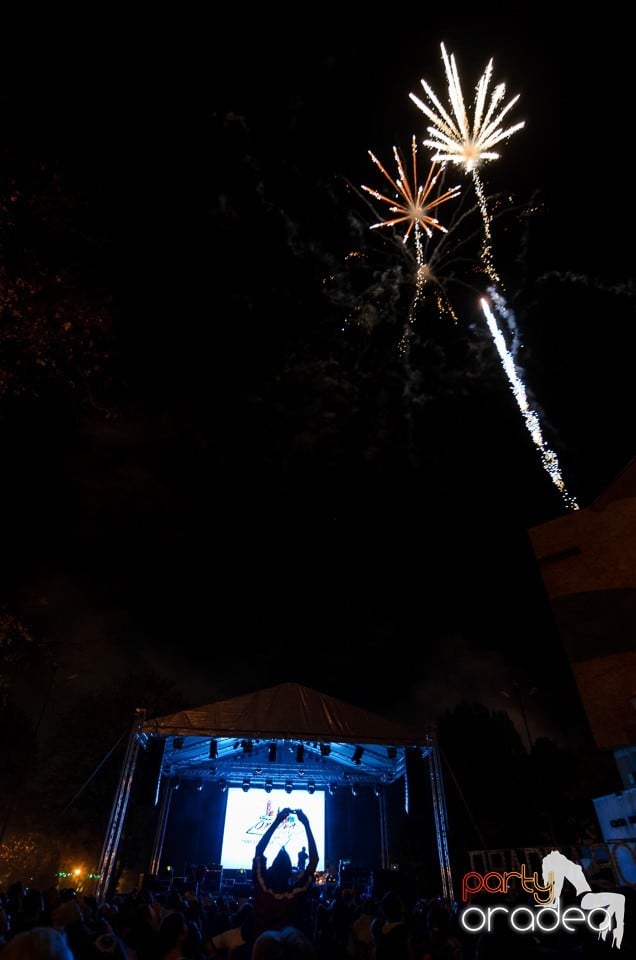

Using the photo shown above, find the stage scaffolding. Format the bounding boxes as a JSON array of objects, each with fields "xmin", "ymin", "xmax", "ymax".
[
  {"xmin": 94, "ymin": 708, "xmax": 146, "ymax": 903},
  {"xmin": 95, "ymin": 708, "xmax": 454, "ymax": 903}
]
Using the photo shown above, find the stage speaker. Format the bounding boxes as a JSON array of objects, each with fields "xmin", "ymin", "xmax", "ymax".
[
  {"xmin": 339, "ymin": 866, "xmax": 371, "ymax": 896},
  {"xmin": 203, "ymin": 868, "xmax": 223, "ymax": 894},
  {"xmin": 371, "ymin": 868, "xmax": 412, "ymax": 903},
  {"xmin": 171, "ymin": 876, "xmax": 187, "ymax": 894}
]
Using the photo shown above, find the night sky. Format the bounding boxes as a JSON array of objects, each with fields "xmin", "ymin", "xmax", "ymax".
[{"xmin": 1, "ymin": 10, "xmax": 635, "ymax": 751}]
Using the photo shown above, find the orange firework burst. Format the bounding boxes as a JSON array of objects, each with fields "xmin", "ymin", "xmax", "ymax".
[{"xmin": 360, "ymin": 135, "xmax": 460, "ymax": 244}]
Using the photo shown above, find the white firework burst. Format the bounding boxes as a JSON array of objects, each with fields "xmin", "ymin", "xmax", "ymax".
[
  {"xmin": 409, "ymin": 42, "xmax": 525, "ymax": 173},
  {"xmin": 411, "ymin": 43, "xmax": 525, "ymax": 283}
]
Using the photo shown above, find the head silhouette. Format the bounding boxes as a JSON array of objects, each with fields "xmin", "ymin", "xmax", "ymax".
[
  {"xmin": 267, "ymin": 846, "xmax": 292, "ymax": 891},
  {"xmin": 252, "ymin": 926, "xmax": 316, "ymax": 959},
  {"xmin": 379, "ymin": 890, "xmax": 404, "ymax": 924},
  {"xmin": 2, "ymin": 928, "xmax": 74, "ymax": 960}
]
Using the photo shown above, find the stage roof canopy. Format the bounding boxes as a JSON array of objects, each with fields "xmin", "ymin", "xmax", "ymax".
[{"xmin": 138, "ymin": 682, "xmax": 433, "ymax": 792}]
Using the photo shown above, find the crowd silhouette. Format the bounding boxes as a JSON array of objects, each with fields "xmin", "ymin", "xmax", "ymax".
[
  {"xmin": 3, "ymin": 877, "xmax": 635, "ymax": 959},
  {"xmin": 1, "ymin": 810, "xmax": 635, "ymax": 958}
]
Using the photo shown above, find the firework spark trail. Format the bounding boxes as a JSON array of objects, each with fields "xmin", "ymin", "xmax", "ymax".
[
  {"xmin": 360, "ymin": 136, "xmax": 463, "ymax": 346},
  {"xmin": 481, "ymin": 297, "xmax": 579, "ymax": 510},
  {"xmin": 410, "ymin": 44, "xmax": 578, "ymax": 510},
  {"xmin": 488, "ymin": 284, "xmax": 521, "ymax": 361},
  {"xmin": 409, "ymin": 42, "xmax": 525, "ymax": 286},
  {"xmin": 409, "ymin": 42, "xmax": 525, "ymax": 361}
]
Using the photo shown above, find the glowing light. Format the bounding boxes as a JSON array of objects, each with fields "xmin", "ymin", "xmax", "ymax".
[
  {"xmin": 359, "ymin": 136, "xmax": 465, "ymax": 339},
  {"xmin": 350, "ymin": 54, "xmax": 577, "ymax": 514},
  {"xmin": 410, "ymin": 43, "xmax": 525, "ymax": 282},
  {"xmin": 410, "ymin": 43, "xmax": 525, "ymax": 173},
  {"xmin": 408, "ymin": 45, "xmax": 576, "ymax": 509},
  {"xmin": 361, "ymin": 136, "xmax": 461, "ymax": 243},
  {"xmin": 480, "ymin": 296, "xmax": 578, "ymax": 511}
]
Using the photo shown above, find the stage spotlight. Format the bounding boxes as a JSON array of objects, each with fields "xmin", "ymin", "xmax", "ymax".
[
  {"xmin": 265, "ymin": 779, "xmax": 273, "ymax": 793},
  {"xmin": 172, "ymin": 780, "xmax": 180, "ymax": 791},
  {"xmin": 320, "ymin": 743, "xmax": 331, "ymax": 757},
  {"xmin": 209, "ymin": 739, "xmax": 218, "ymax": 760},
  {"xmin": 268, "ymin": 742, "xmax": 277, "ymax": 762},
  {"xmin": 351, "ymin": 784, "xmax": 359, "ymax": 797},
  {"xmin": 285, "ymin": 781, "xmax": 293, "ymax": 794},
  {"xmin": 307, "ymin": 781, "xmax": 316, "ymax": 794},
  {"xmin": 196, "ymin": 781, "xmax": 204, "ymax": 792},
  {"xmin": 296, "ymin": 744, "xmax": 305, "ymax": 763},
  {"xmin": 219, "ymin": 779, "xmax": 227, "ymax": 792},
  {"xmin": 352, "ymin": 746, "xmax": 364, "ymax": 765},
  {"xmin": 328, "ymin": 782, "xmax": 337, "ymax": 796},
  {"xmin": 242, "ymin": 779, "xmax": 251, "ymax": 792},
  {"xmin": 173, "ymin": 737, "xmax": 184, "ymax": 750},
  {"xmin": 373, "ymin": 785, "xmax": 382, "ymax": 798}
]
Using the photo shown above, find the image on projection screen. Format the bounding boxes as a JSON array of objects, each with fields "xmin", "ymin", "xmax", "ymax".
[{"xmin": 219, "ymin": 789, "xmax": 326, "ymax": 871}]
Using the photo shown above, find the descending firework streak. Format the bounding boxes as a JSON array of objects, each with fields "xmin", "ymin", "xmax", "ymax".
[
  {"xmin": 480, "ymin": 297, "xmax": 579, "ymax": 511},
  {"xmin": 407, "ymin": 42, "xmax": 578, "ymax": 510}
]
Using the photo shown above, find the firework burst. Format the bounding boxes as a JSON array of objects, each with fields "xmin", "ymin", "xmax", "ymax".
[
  {"xmin": 410, "ymin": 42, "xmax": 525, "ymax": 282},
  {"xmin": 360, "ymin": 135, "xmax": 461, "ymax": 244},
  {"xmin": 407, "ymin": 43, "xmax": 577, "ymax": 510},
  {"xmin": 409, "ymin": 43, "xmax": 525, "ymax": 173},
  {"xmin": 359, "ymin": 136, "xmax": 470, "ymax": 330}
]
